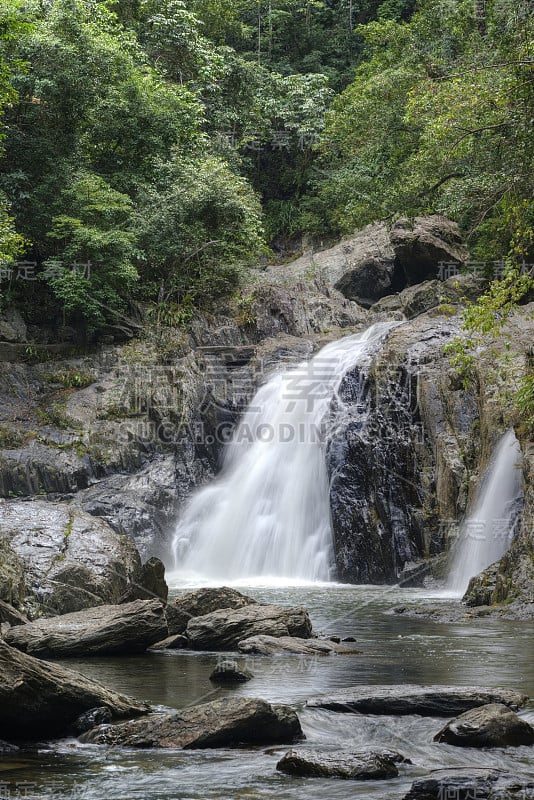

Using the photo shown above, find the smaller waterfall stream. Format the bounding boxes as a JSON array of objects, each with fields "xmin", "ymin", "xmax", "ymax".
[
  {"xmin": 170, "ymin": 322, "xmax": 397, "ymax": 585},
  {"xmin": 446, "ymin": 429, "xmax": 523, "ymax": 597}
]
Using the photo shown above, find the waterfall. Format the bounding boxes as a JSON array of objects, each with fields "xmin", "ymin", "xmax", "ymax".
[
  {"xmin": 446, "ymin": 429, "xmax": 523, "ymax": 597},
  {"xmin": 169, "ymin": 321, "xmax": 397, "ymax": 585}
]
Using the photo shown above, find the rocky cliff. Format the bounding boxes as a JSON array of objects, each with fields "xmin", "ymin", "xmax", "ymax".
[{"xmin": 0, "ymin": 215, "xmax": 532, "ymax": 616}]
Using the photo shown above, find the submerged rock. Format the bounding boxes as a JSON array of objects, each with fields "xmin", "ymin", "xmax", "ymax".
[
  {"xmin": 434, "ymin": 703, "xmax": 534, "ymax": 748},
  {"xmin": 237, "ymin": 635, "xmax": 358, "ymax": 655},
  {"xmin": 306, "ymin": 685, "xmax": 528, "ymax": 716},
  {"xmin": 276, "ymin": 748, "xmax": 405, "ymax": 779},
  {"xmin": 209, "ymin": 659, "xmax": 253, "ymax": 683},
  {"xmin": 80, "ymin": 697, "xmax": 303, "ymax": 748},
  {"xmin": 404, "ymin": 769, "xmax": 534, "ymax": 800},
  {"xmin": 0, "ymin": 639, "xmax": 148, "ymax": 739},
  {"xmin": 186, "ymin": 604, "xmax": 313, "ymax": 650},
  {"xmin": 4, "ymin": 599, "xmax": 168, "ymax": 657}
]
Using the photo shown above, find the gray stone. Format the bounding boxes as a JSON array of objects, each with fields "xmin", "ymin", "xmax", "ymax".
[
  {"xmin": 172, "ymin": 586, "xmax": 257, "ymax": 618},
  {"xmin": 80, "ymin": 696, "xmax": 303, "ymax": 748},
  {"xmin": 148, "ymin": 634, "xmax": 189, "ymax": 651},
  {"xmin": 434, "ymin": 703, "xmax": 534, "ymax": 747},
  {"xmin": 209, "ymin": 659, "xmax": 253, "ymax": 683},
  {"xmin": 237, "ymin": 635, "xmax": 359, "ymax": 656},
  {"xmin": 0, "ymin": 500, "xmax": 144, "ymax": 616},
  {"xmin": 306, "ymin": 685, "xmax": 528, "ymax": 716},
  {"xmin": 0, "ymin": 639, "xmax": 148, "ymax": 739},
  {"xmin": 403, "ymin": 769, "xmax": 534, "ymax": 800},
  {"xmin": 120, "ymin": 557, "xmax": 168, "ymax": 603},
  {"xmin": 186, "ymin": 604, "xmax": 313, "ymax": 650},
  {"xmin": 0, "ymin": 598, "xmax": 28, "ymax": 627},
  {"xmin": 276, "ymin": 748, "xmax": 403, "ymax": 779},
  {"xmin": 5, "ymin": 599, "xmax": 168, "ymax": 657},
  {"xmin": 390, "ymin": 215, "xmax": 468, "ymax": 285}
]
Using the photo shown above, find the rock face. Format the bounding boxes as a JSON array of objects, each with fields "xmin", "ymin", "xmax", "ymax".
[
  {"xmin": 237, "ymin": 635, "xmax": 358, "ymax": 656},
  {"xmin": 0, "ymin": 500, "xmax": 146, "ymax": 617},
  {"xmin": 263, "ymin": 215, "xmax": 467, "ymax": 306},
  {"xmin": 306, "ymin": 685, "xmax": 528, "ymax": 716},
  {"xmin": 5, "ymin": 599, "xmax": 168, "ymax": 657},
  {"xmin": 434, "ymin": 703, "xmax": 534, "ymax": 748},
  {"xmin": 404, "ymin": 769, "xmax": 534, "ymax": 800},
  {"xmin": 186, "ymin": 604, "xmax": 313, "ymax": 650},
  {"xmin": 276, "ymin": 748, "xmax": 401, "ymax": 779},
  {"xmin": 0, "ymin": 639, "xmax": 148, "ymax": 739},
  {"xmin": 389, "ymin": 215, "xmax": 468, "ymax": 285},
  {"xmin": 81, "ymin": 697, "xmax": 303, "ymax": 748}
]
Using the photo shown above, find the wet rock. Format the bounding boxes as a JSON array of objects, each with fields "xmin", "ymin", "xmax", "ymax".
[
  {"xmin": 306, "ymin": 685, "xmax": 528, "ymax": 716},
  {"xmin": 78, "ymin": 455, "xmax": 180, "ymax": 561},
  {"xmin": 0, "ymin": 639, "xmax": 148, "ymax": 739},
  {"xmin": 0, "ymin": 598, "xmax": 28, "ymax": 627},
  {"xmin": 120, "ymin": 557, "xmax": 168, "ymax": 604},
  {"xmin": 237, "ymin": 635, "xmax": 358, "ymax": 656},
  {"xmin": 403, "ymin": 769, "xmax": 534, "ymax": 800},
  {"xmin": 72, "ymin": 706, "xmax": 113, "ymax": 735},
  {"xmin": 209, "ymin": 659, "xmax": 253, "ymax": 683},
  {"xmin": 5, "ymin": 599, "xmax": 168, "ymax": 657},
  {"xmin": 80, "ymin": 696, "xmax": 303, "ymax": 748},
  {"xmin": 0, "ymin": 500, "xmax": 144, "ymax": 616},
  {"xmin": 186, "ymin": 604, "xmax": 313, "ymax": 651},
  {"xmin": 148, "ymin": 634, "xmax": 189, "ymax": 651},
  {"xmin": 276, "ymin": 748, "xmax": 402, "ymax": 779},
  {"xmin": 434, "ymin": 703, "xmax": 534, "ymax": 748}
]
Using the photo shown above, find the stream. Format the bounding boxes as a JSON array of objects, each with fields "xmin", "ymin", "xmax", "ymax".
[{"xmin": 2, "ymin": 584, "xmax": 534, "ymax": 799}]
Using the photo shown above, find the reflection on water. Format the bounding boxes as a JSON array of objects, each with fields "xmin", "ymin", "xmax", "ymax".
[{"xmin": 2, "ymin": 586, "xmax": 533, "ymax": 799}]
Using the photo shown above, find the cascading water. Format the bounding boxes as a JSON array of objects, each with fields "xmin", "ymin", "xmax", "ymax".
[
  {"xmin": 170, "ymin": 322, "xmax": 398, "ymax": 585},
  {"xmin": 446, "ymin": 428, "xmax": 523, "ymax": 597}
]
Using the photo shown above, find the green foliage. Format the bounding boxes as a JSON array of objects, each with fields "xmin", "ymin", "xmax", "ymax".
[
  {"xmin": 44, "ymin": 367, "xmax": 96, "ymax": 389},
  {"xmin": 138, "ymin": 156, "xmax": 265, "ymax": 306}
]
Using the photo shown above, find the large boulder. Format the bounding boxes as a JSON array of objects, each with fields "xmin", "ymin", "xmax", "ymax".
[
  {"xmin": 4, "ymin": 599, "xmax": 168, "ymax": 657},
  {"xmin": 165, "ymin": 587, "xmax": 256, "ymax": 636},
  {"xmin": 0, "ymin": 500, "xmax": 145, "ymax": 616},
  {"xmin": 172, "ymin": 586, "xmax": 256, "ymax": 618},
  {"xmin": 120, "ymin": 557, "xmax": 168, "ymax": 604},
  {"xmin": 434, "ymin": 703, "xmax": 534, "ymax": 748},
  {"xmin": 80, "ymin": 696, "xmax": 303, "ymax": 748},
  {"xmin": 390, "ymin": 215, "xmax": 468, "ymax": 285},
  {"xmin": 306, "ymin": 685, "xmax": 528, "ymax": 716},
  {"xmin": 404, "ymin": 769, "xmax": 534, "ymax": 800},
  {"xmin": 0, "ymin": 639, "xmax": 148, "ymax": 739},
  {"xmin": 238, "ymin": 635, "xmax": 358, "ymax": 656},
  {"xmin": 186, "ymin": 604, "xmax": 313, "ymax": 650},
  {"xmin": 276, "ymin": 748, "xmax": 403, "ymax": 779}
]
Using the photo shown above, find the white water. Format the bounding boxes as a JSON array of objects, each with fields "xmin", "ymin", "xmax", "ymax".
[
  {"xmin": 169, "ymin": 322, "xmax": 397, "ymax": 585},
  {"xmin": 446, "ymin": 428, "xmax": 523, "ymax": 597}
]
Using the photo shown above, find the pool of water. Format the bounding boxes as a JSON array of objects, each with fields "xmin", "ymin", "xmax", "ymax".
[{"xmin": 2, "ymin": 585, "xmax": 533, "ymax": 799}]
